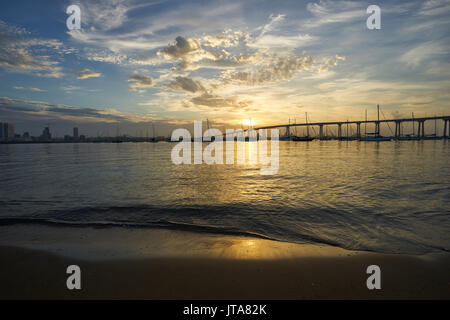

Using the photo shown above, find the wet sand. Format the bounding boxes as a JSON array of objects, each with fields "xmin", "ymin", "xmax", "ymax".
[{"xmin": 0, "ymin": 225, "xmax": 449, "ymax": 299}]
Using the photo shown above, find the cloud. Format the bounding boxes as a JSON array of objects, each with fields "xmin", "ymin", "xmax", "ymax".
[
  {"xmin": 202, "ymin": 29, "xmax": 243, "ymax": 48},
  {"xmin": 220, "ymin": 53, "xmax": 346, "ymax": 86},
  {"xmin": 197, "ymin": 53, "xmax": 259, "ymax": 69},
  {"xmin": 0, "ymin": 20, "xmax": 64, "ymax": 78},
  {"xmin": 61, "ymin": 85, "xmax": 82, "ymax": 93},
  {"xmin": 128, "ymin": 72, "xmax": 154, "ymax": 92},
  {"xmin": 74, "ymin": 68, "xmax": 102, "ymax": 79},
  {"xmin": 222, "ymin": 55, "xmax": 315, "ymax": 85},
  {"xmin": 0, "ymin": 96, "xmax": 138, "ymax": 123},
  {"xmin": 318, "ymin": 55, "xmax": 346, "ymax": 72},
  {"xmin": 304, "ymin": 0, "xmax": 364, "ymax": 28},
  {"xmin": 166, "ymin": 76, "xmax": 206, "ymax": 93},
  {"xmin": 74, "ymin": 0, "xmax": 130, "ymax": 32},
  {"xmin": 190, "ymin": 92, "xmax": 251, "ymax": 110},
  {"xmin": 248, "ymin": 34, "xmax": 316, "ymax": 51},
  {"xmin": 13, "ymin": 86, "xmax": 45, "ymax": 92},
  {"xmin": 84, "ymin": 49, "xmax": 127, "ymax": 64},
  {"xmin": 259, "ymin": 14, "xmax": 286, "ymax": 37},
  {"xmin": 419, "ymin": 0, "xmax": 450, "ymax": 16},
  {"xmin": 157, "ymin": 36, "xmax": 222, "ymax": 70},
  {"xmin": 158, "ymin": 36, "xmax": 198, "ymax": 59},
  {"xmin": 0, "ymin": 46, "xmax": 63, "ymax": 78},
  {"xmin": 399, "ymin": 42, "xmax": 446, "ymax": 67},
  {"xmin": 67, "ymin": 0, "xmax": 245, "ymax": 55},
  {"xmin": 234, "ymin": 14, "xmax": 317, "ymax": 53},
  {"xmin": 69, "ymin": 29, "xmax": 168, "ymax": 52}
]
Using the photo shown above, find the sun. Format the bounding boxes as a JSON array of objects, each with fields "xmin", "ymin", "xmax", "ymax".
[{"xmin": 242, "ymin": 119, "xmax": 256, "ymax": 127}]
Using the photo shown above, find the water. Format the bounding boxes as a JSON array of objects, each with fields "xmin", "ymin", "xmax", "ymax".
[{"xmin": 0, "ymin": 140, "xmax": 449, "ymax": 254}]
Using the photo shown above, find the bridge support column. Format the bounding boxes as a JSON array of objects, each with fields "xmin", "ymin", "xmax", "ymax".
[
  {"xmin": 319, "ymin": 125, "xmax": 323, "ymax": 139},
  {"xmin": 338, "ymin": 124, "xmax": 342, "ymax": 139},
  {"xmin": 444, "ymin": 120, "xmax": 448, "ymax": 138},
  {"xmin": 417, "ymin": 121, "xmax": 421, "ymax": 138},
  {"xmin": 395, "ymin": 121, "xmax": 401, "ymax": 138},
  {"xmin": 356, "ymin": 123, "xmax": 361, "ymax": 138},
  {"xmin": 421, "ymin": 120, "xmax": 425, "ymax": 138}
]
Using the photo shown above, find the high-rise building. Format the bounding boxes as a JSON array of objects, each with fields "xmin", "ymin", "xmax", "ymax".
[
  {"xmin": 0, "ymin": 123, "xmax": 14, "ymax": 141},
  {"xmin": 40, "ymin": 126, "xmax": 51, "ymax": 141},
  {"xmin": 7, "ymin": 123, "xmax": 14, "ymax": 139},
  {"xmin": 73, "ymin": 127, "xmax": 79, "ymax": 139}
]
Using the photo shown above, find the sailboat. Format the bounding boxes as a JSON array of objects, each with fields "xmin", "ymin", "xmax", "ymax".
[
  {"xmin": 423, "ymin": 116, "xmax": 443, "ymax": 140},
  {"xmin": 360, "ymin": 105, "xmax": 391, "ymax": 141},
  {"xmin": 279, "ymin": 118, "xmax": 297, "ymax": 141},
  {"xmin": 320, "ymin": 125, "xmax": 333, "ymax": 140},
  {"xmin": 397, "ymin": 112, "xmax": 420, "ymax": 140},
  {"xmin": 293, "ymin": 112, "xmax": 314, "ymax": 141},
  {"xmin": 149, "ymin": 122, "xmax": 158, "ymax": 142}
]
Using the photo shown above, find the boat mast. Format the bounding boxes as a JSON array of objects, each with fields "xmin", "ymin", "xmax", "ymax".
[
  {"xmin": 287, "ymin": 118, "xmax": 290, "ymax": 137},
  {"xmin": 152, "ymin": 122, "xmax": 156, "ymax": 139},
  {"xmin": 365, "ymin": 109, "xmax": 367, "ymax": 136},
  {"xmin": 305, "ymin": 112, "xmax": 309, "ymax": 137},
  {"xmin": 377, "ymin": 104, "xmax": 380, "ymax": 137}
]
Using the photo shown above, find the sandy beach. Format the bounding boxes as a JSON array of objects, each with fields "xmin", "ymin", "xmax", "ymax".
[{"xmin": 0, "ymin": 224, "xmax": 449, "ymax": 300}]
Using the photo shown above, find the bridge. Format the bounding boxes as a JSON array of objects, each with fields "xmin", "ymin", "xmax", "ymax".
[{"xmin": 250, "ymin": 115, "xmax": 450, "ymax": 139}]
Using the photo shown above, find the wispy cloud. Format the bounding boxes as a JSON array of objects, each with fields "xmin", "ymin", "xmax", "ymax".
[
  {"xmin": 0, "ymin": 20, "xmax": 65, "ymax": 77},
  {"xmin": 419, "ymin": 0, "xmax": 450, "ymax": 16},
  {"xmin": 0, "ymin": 96, "xmax": 153, "ymax": 123},
  {"xmin": 74, "ymin": 68, "xmax": 102, "ymax": 79},
  {"xmin": 128, "ymin": 72, "xmax": 154, "ymax": 92},
  {"xmin": 399, "ymin": 42, "xmax": 447, "ymax": 67},
  {"xmin": 221, "ymin": 55, "xmax": 345, "ymax": 86},
  {"xmin": 13, "ymin": 86, "xmax": 46, "ymax": 92},
  {"xmin": 190, "ymin": 92, "xmax": 252, "ymax": 110},
  {"xmin": 166, "ymin": 76, "xmax": 206, "ymax": 93},
  {"xmin": 303, "ymin": 0, "xmax": 364, "ymax": 28}
]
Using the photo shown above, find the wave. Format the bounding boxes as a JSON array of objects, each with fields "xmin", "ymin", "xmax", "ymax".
[
  {"xmin": 0, "ymin": 214, "xmax": 343, "ymax": 249},
  {"xmin": 0, "ymin": 203, "xmax": 448, "ymax": 255},
  {"xmin": 0, "ymin": 216, "xmax": 281, "ymax": 241}
]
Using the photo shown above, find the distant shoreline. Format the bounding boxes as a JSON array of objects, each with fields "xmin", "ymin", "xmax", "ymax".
[
  {"xmin": 0, "ymin": 139, "xmax": 165, "ymax": 144},
  {"xmin": 1, "ymin": 137, "xmax": 449, "ymax": 144}
]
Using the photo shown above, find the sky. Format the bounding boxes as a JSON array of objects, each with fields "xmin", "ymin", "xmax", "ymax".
[{"xmin": 0, "ymin": 0, "xmax": 449, "ymax": 137}]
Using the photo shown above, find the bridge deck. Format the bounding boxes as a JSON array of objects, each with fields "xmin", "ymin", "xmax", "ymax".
[{"xmin": 252, "ymin": 116, "xmax": 450, "ymax": 130}]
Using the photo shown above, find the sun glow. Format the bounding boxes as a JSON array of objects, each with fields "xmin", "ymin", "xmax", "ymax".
[{"xmin": 242, "ymin": 119, "xmax": 256, "ymax": 127}]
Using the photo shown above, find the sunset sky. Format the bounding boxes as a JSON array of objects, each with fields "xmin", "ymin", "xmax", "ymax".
[{"xmin": 1, "ymin": 0, "xmax": 449, "ymax": 136}]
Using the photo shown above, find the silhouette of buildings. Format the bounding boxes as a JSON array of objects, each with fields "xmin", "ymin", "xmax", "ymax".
[
  {"xmin": 40, "ymin": 127, "xmax": 52, "ymax": 141},
  {"xmin": 0, "ymin": 122, "xmax": 14, "ymax": 141}
]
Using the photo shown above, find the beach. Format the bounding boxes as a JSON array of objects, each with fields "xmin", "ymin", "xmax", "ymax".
[{"xmin": 0, "ymin": 224, "xmax": 449, "ymax": 300}]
